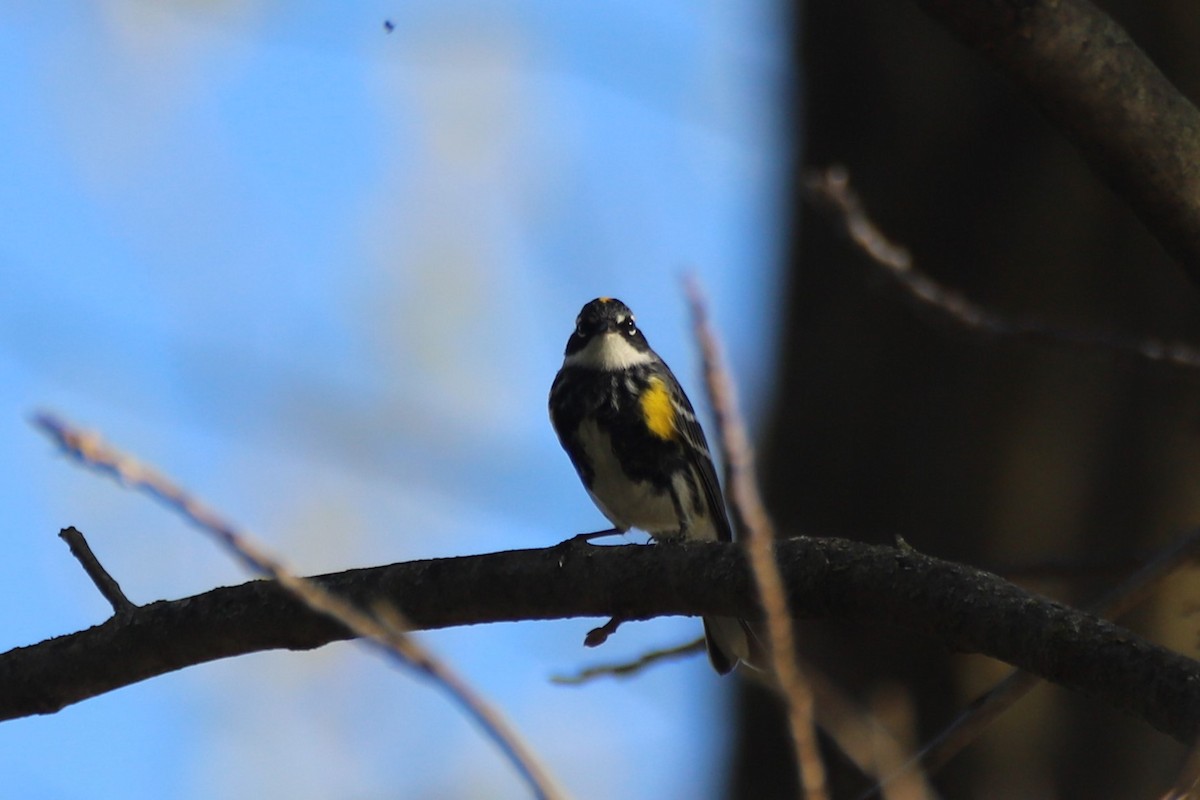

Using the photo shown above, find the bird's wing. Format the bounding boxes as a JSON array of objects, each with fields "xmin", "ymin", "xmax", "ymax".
[{"xmin": 662, "ymin": 369, "xmax": 735, "ymax": 543}]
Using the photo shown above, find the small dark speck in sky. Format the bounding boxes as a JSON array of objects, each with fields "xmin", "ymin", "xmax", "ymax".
[{"xmin": 383, "ymin": 19, "xmax": 395, "ymax": 33}]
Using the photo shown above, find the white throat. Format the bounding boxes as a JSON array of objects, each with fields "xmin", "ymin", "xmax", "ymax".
[{"xmin": 563, "ymin": 332, "xmax": 655, "ymax": 371}]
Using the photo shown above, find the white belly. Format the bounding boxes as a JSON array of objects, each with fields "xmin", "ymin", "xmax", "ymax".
[{"xmin": 576, "ymin": 419, "xmax": 718, "ymax": 541}]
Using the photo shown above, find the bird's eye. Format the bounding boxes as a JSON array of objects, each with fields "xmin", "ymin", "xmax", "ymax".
[
  {"xmin": 574, "ymin": 317, "xmax": 586, "ymax": 337},
  {"xmin": 621, "ymin": 317, "xmax": 637, "ymax": 335}
]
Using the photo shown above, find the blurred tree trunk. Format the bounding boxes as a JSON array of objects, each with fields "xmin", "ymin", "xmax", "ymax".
[{"xmin": 730, "ymin": 1, "xmax": 1200, "ymax": 797}]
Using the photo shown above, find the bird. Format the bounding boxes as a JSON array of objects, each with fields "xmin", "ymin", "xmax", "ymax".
[{"xmin": 548, "ymin": 297, "xmax": 754, "ymax": 674}]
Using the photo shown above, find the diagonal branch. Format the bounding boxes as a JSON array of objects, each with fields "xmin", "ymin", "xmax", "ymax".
[
  {"xmin": 913, "ymin": 0, "xmax": 1200, "ymax": 285},
  {"xmin": 34, "ymin": 414, "xmax": 566, "ymax": 800},
  {"xmin": 686, "ymin": 278, "xmax": 830, "ymax": 800},
  {"xmin": 3, "ymin": 536, "xmax": 1198, "ymax": 745},
  {"xmin": 806, "ymin": 166, "xmax": 1200, "ymax": 373},
  {"xmin": 550, "ymin": 638, "xmax": 706, "ymax": 684}
]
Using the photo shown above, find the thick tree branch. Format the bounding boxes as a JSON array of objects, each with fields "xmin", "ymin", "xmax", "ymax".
[
  {"xmin": 3, "ymin": 538, "xmax": 1198, "ymax": 744},
  {"xmin": 914, "ymin": 0, "xmax": 1200, "ymax": 285}
]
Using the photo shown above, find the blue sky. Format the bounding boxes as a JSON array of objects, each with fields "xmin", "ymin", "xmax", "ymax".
[{"xmin": 0, "ymin": 3, "xmax": 787, "ymax": 797}]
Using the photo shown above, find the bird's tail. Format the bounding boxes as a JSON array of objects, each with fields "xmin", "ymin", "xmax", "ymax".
[{"xmin": 703, "ymin": 616, "xmax": 764, "ymax": 675}]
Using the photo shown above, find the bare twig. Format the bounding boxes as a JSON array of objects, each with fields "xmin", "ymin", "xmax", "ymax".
[
  {"xmin": 34, "ymin": 413, "xmax": 566, "ymax": 800},
  {"xmin": 1086, "ymin": 527, "xmax": 1200, "ymax": 620},
  {"xmin": 552, "ymin": 629, "xmax": 934, "ymax": 798},
  {"xmin": 551, "ymin": 638, "xmax": 706, "ymax": 684},
  {"xmin": 805, "ymin": 166, "xmax": 1200, "ymax": 373},
  {"xmin": 685, "ymin": 279, "xmax": 829, "ymax": 800},
  {"xmin": 58, "ymin": 526, "xmax": 138, "ymax": 617}
]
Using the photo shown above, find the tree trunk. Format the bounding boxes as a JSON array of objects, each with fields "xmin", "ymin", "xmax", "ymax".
[{"xmin": 732, "ymin": 1, "xmax": 1200, "ymax": 797}]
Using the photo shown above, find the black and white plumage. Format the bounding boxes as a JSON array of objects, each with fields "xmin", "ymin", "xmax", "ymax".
[{"xmin": 548, "ymin": 297, "xmax": 753, "ymax": 675}]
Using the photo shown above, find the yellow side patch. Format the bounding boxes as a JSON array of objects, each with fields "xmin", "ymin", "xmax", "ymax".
[{"xmin": 640, "ymin": 376, "xmax": 677, "ymax": 440}]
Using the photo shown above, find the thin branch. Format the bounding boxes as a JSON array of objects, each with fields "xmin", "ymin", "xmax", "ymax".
[
  {"xmin": 34, "ymin": 413, "xmax": 566, "ymax": 800},
  {"xmin": 552, "ymin": 631, "xmax": 934, "ymax": 798},
  {"xmin": 550, "ymin": 638, "xmax": 706, "ymax": 684},
  {"xmin": 686, "ymin": 277, "xmax": 829, "ymax": 800},
  {"xmin": 805, "ymin": 166, "xmax": 1200, "ymax": 372},
  {"xmin": 58, "ymin": 526, "xmax": 137, "ymax": 617}
]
